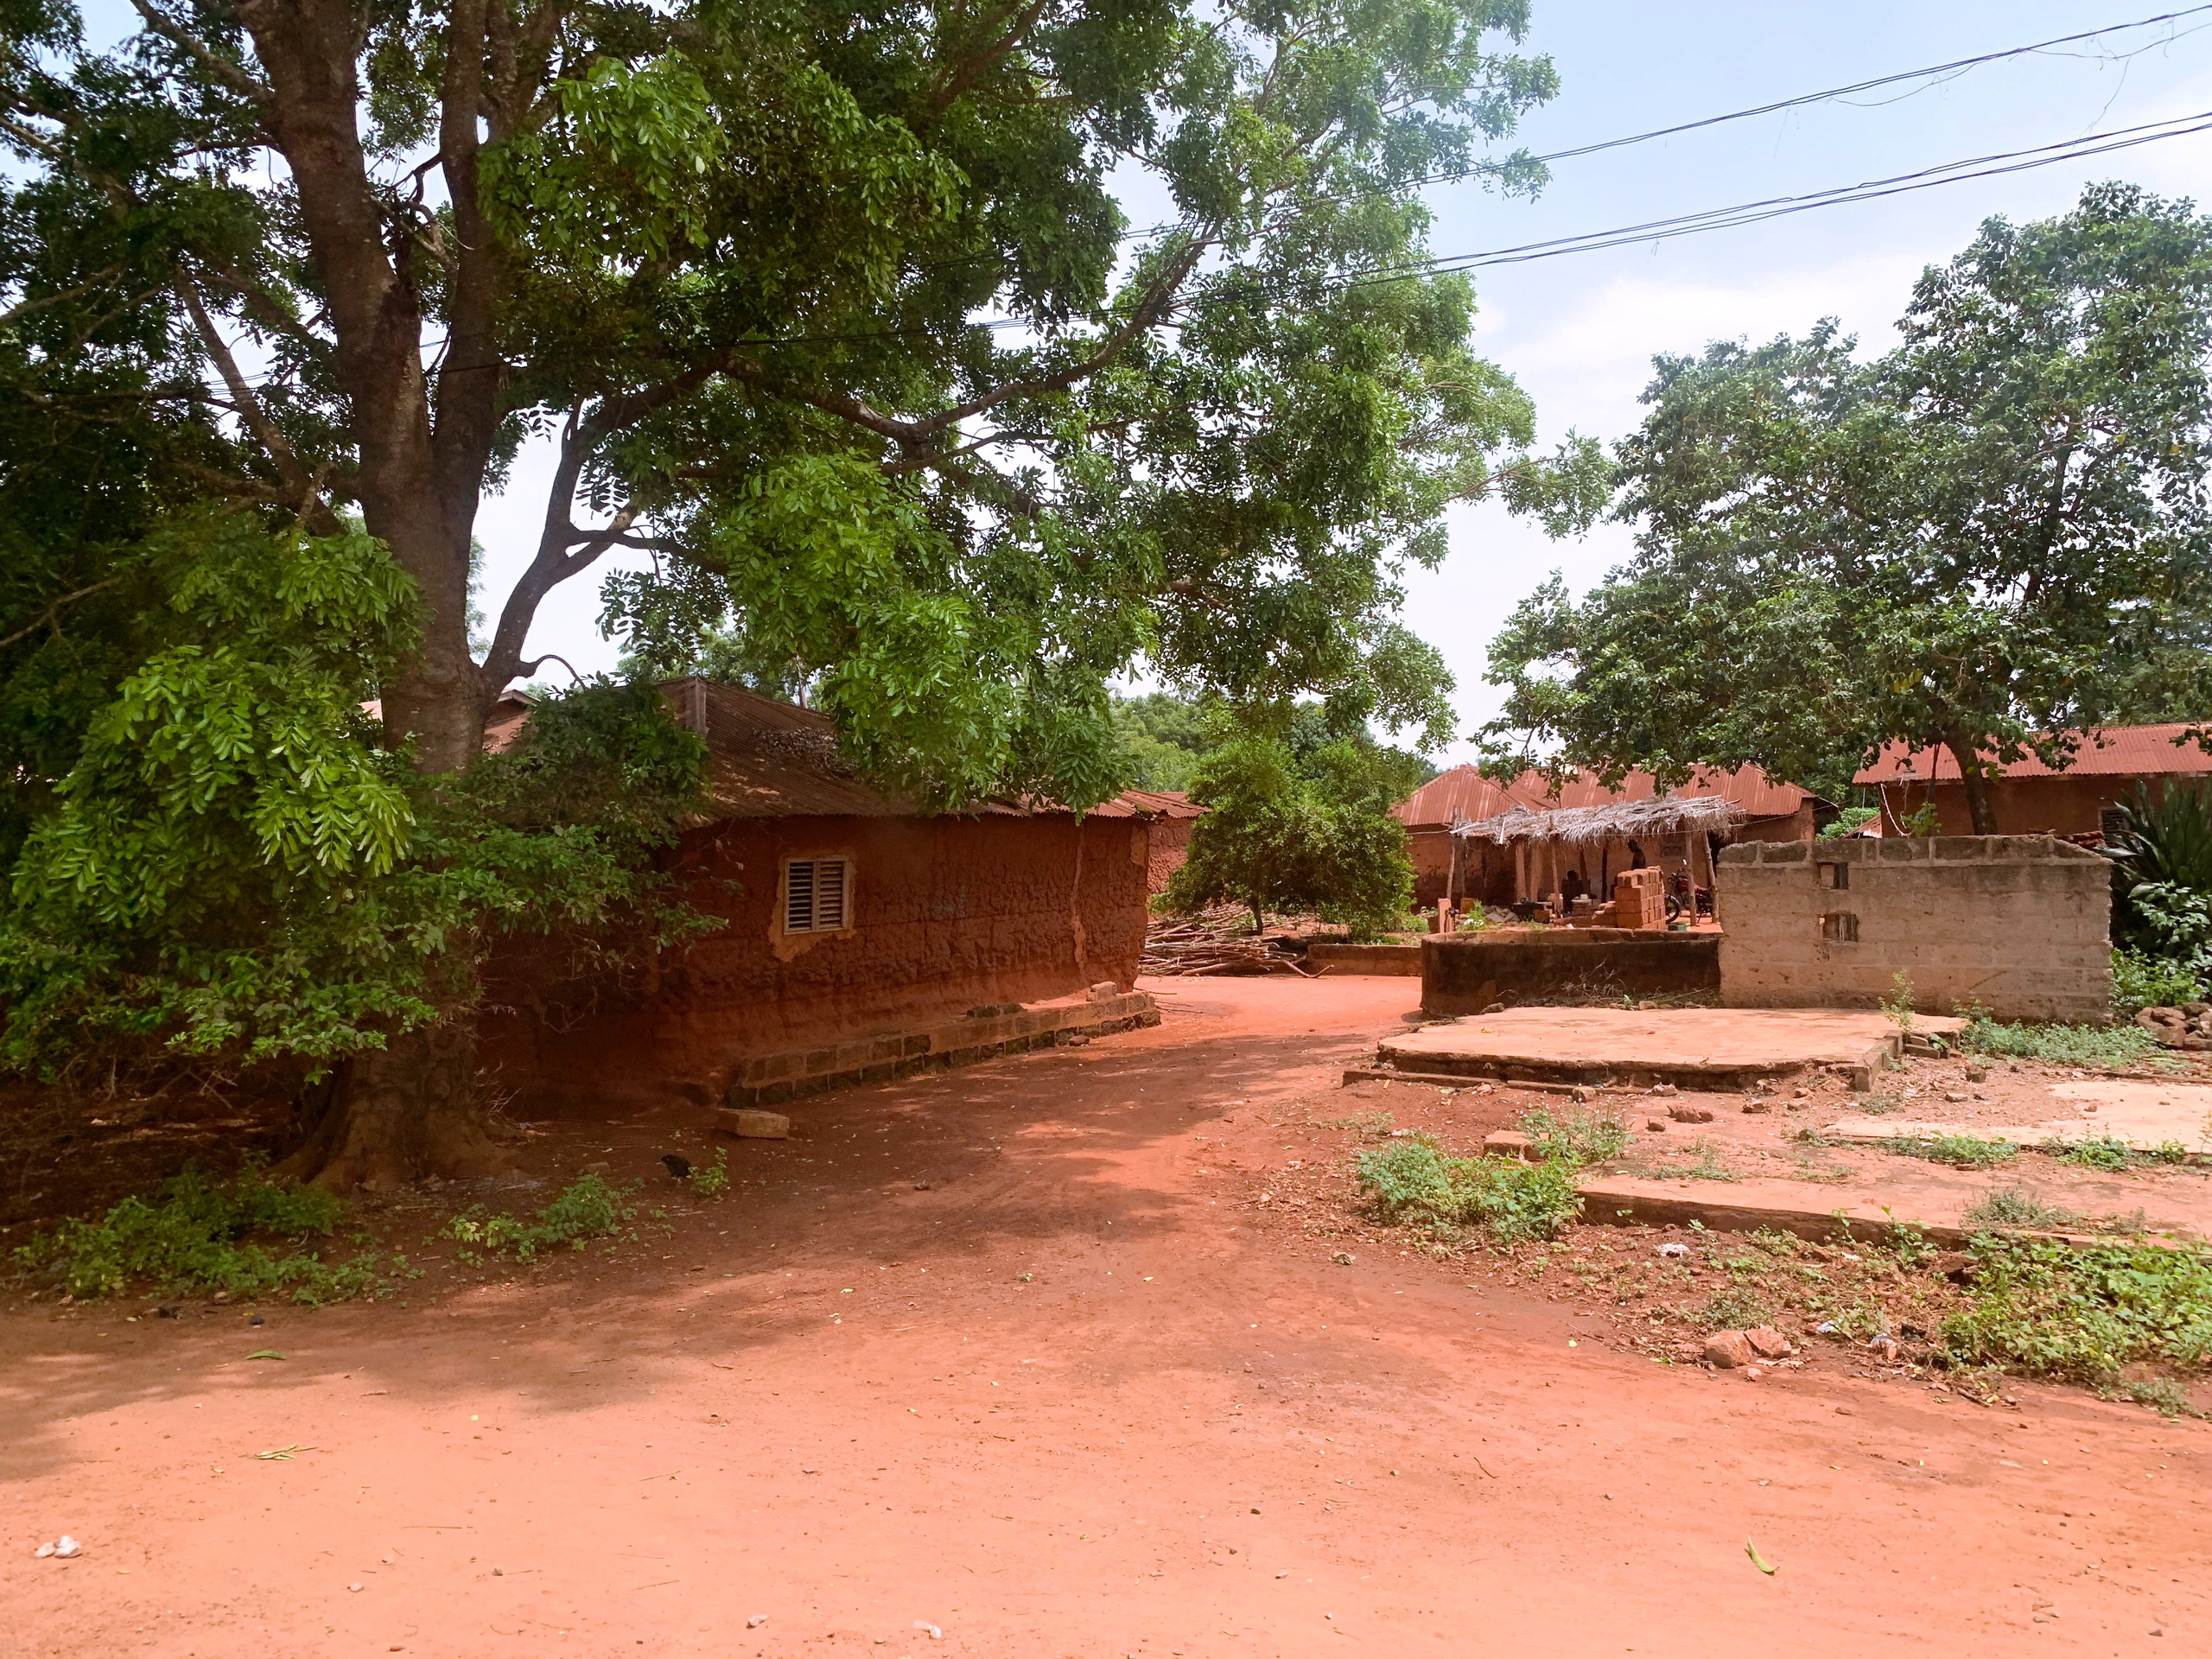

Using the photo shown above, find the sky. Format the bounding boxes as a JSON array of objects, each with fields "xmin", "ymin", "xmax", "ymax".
[{"xmin": 77, "ymin": 2, "xmax": 2212, "ymax": 760}]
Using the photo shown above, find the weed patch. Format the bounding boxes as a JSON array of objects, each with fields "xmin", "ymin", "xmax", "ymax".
[
  {"xmin": 10, "ymin": 1160, "xmax": 394, "ymax": 1303},
  {"xmin": 444, "ymin": 1172, "xmax": 638, "ymax": 1262},
  {"xmin": 1518, "ymin": 1107, "xmax": 1630, "ymax": 1166},
  {"xmin": 1942, "ymin": 1236, "xmax": 2212, "ymax": 1383},
  {"xmin": 1354, "ymin": 1135, "xmax": 1580, "ymax": 1244},
  {"xmin": 1880, "ymin": 1132, "xmax": 2018, "ymax": 1168},
  {"xmin": 1961, "ymin": 1018, "xmax": 2171, "ymax": 1070},
  {"xmin": 1962, "ymin": 1187, "xmax": 2084, "ymax": 1232},
  {"xmin": 690, "ymin": 1149, "xmax": 731, "ymax": 1198}
]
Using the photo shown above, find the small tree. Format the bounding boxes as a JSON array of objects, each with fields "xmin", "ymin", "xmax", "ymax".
[{"xmin": 1164, "ymin": 717, "xmax": 1420, "ymax": 938}]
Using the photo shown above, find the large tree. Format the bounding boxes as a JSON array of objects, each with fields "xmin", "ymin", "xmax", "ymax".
[
  {"xmin": 1483, "ymin": 184, "xmax": 2212, "ymax": 828},
  {"xmin": 2, "ymin": 0, "xmax": 1602, "ymax": 1182}
]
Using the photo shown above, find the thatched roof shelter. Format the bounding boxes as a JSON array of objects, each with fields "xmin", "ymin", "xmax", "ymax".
[{"xmin": 1451, "ymin": 793, "xmax": 1748, "ymax": 846}]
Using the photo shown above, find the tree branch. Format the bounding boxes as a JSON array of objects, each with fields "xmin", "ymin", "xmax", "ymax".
[
  {"xmin": 176, "ymin": 276, "xmax": 341, "ymax": 535},
  {"xmin": 0, "ymin": 577, "xmax": 121, "ymax": 650},
  {"xmin": 128, "ymin": 0, "xmax": 274, "ymax": 106},
  {"xmin": 929, "ymin": 0, "xmax": 1053, "ymax": 117}
]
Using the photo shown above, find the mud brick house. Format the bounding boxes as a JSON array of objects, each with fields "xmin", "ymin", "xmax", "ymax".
[
  {"xmin": 1857, "ymin": 724, "xmax": 2212, "ymax": 838},
  {"xmin": 1394, "ymin": 765, "xmax": 1821, "ymax": 909},
  {"xmin": 1118, "ymin": 788, "xmax": 1203, "ymax": 893},
  {"xmin": 476, "ymin": 680, "xmax": 1186, "ymax": 1113}
]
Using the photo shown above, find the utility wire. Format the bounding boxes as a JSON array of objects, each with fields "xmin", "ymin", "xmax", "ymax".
[
  {"xmin": 1339, "ymin": 107, "xmax": 2212, "ymax": 287},
  {"xmin": 1119, "ymin": 2, "xmax": 2212, "ymax": 245}
]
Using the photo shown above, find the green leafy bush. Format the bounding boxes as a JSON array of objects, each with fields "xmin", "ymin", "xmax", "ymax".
[
  {"xmin": 1354, "ymin": 1135, "xmax": 1580, "ymax": 1243},
  {"xmin": 444, "ymin": 1172, "xmax": 637, "ymax": 1261},
  {"xmin": 10, "ymin": 1159, "xmax": 383, "ymax": 1302},
  {"xmin": 690, "ymin": 1149, "xmax": 730, "ymax": 1198},
  {"xmin": 2112, "ymin": 947, "xmax": 2206, "ymax": 1016},
  {"xmin": 1942, "ymin": 1236, "xmax": 2212, "ymax": 1382}
]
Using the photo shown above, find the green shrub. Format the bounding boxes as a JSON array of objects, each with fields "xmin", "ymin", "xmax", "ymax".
[
  {"xmin": 2112, "ymin": 947, "xmax": 2206, "ymax": 1016},
  {"xmin": 1518, "ymin": 1107, "xmax": 1630, "ymax": 1166},
  {"xmin": 2051, "ymin": 1135, "xmax": 2133, "ymax": 1171},
  {"xmin": 1354, "ymin": 1135, "xmax": 1581, "ymax": 1243},
  {"xmin": 1879, "ymin": 1132, "xmax": 2018, "ymax": 1168},
  {"xmin": 445, "ymin": 1172, "xmax": 636, "ymax": 1261},
  {"xmin": 1960, "ymin": 1018, "xmax": 2166, "ymax": 1068},
  {"xmin": 10, "ymin": 1159, "xmax": 381, "ymax": 1302},
  {"xmin": 1942, "ymin": 1236, "xmax": 2212, "ymax": 1383}
]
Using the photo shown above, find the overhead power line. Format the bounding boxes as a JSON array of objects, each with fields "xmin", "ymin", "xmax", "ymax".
[
  {"xmin": 1121, "ymin": 2, "xmax": 2212, "ymax": 245},
  {"xmin": 1340, "ymin": 107, "xmax": 2212, "ymax": 287}
]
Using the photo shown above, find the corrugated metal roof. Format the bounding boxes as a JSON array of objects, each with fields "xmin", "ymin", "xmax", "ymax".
[
  {"xmin": 1116, "ymin": 788, "xmax": 1206, "ymax": 820},
  {"xmin": 1395, "ymin": 762, "xmax": 1811, "ymax": 829},
  {"xmin": 1854, "ymin": 724, "xmax": 2212, "ymax": 785},
  {"xmin": 484, "ymin": 677, "xmax": 1192, "ymax": 822}
]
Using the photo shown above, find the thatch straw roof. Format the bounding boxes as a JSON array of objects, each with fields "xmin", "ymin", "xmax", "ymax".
[{"xmin": 1451, "ymin": 793, "xmax": 1749, "ymax": 846}]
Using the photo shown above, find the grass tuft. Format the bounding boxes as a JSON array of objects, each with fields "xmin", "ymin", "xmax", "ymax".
[
  {"xmin": 1518, "ymin": 1107, "xmax": 1630, "ymax": 1165},
  {"xmin": 1962, "ymin": 1187, "xmax": 2083, "ymax": 1232}
]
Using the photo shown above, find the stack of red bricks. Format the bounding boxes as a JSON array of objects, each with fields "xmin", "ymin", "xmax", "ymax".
[{"xmin": 1612, "ymin": 868, "xmax": 1667, "ymax": 931}]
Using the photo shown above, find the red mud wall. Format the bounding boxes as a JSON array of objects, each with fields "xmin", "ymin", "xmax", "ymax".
[
  {"xmin": 1145, "ymin": 815, "xmax": 1196, "ymax": 894},
  {"xmin": 478, "ymin": 812, "xmax": 1149, "ymax": 1111},
  {"xmin": 1889, "ymin": 775, "xmax": 2178, "ymax": 837}
]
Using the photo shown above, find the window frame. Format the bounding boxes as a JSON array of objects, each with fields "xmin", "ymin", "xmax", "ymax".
[{"xmin": 780, "ymin": 855, "xmax": 855, "ymax": 937}]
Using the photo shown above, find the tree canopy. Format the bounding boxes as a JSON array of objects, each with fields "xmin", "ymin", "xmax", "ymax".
[
  {"xmin": 1481, "ymin": 183, "xmax": 2212, "ymax": 829},
  {"xmin": 1162, "ymin": 700, "xmax": 1425, "ymax": 935},
  {"xmin": 2, "ymin": 0, "xmax": 1600, "ymax": 1178}
]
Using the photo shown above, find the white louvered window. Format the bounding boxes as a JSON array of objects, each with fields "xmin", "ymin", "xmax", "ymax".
[{"xmin": 783, "ymin": 857, "xmax": 851, "ymax": 934}]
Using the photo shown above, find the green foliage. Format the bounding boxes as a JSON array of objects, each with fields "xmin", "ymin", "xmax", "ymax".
[
  {"xmin": 1879, "ymin": 1133, "xmax": 2019, "ymax": 1169},
  {"xmin": 1961, "ymin": 1017, "xmax": 2166, "ymax": 1068},
  {"xmin": 1962, "ymin": 1188, "xmax": 2085, "ymax": 1231},
  {"xmin": 0, "ymin": 520, "xmax": 711, "ymax": 1076},
  {"xmin": 1518, "ymin": 1107, "xmax": 1630, "ymax": 1165},
  {"xmin": 5, "ymin": 0, "xmax": 1610, "ymax": 1106},
  {"xmin": 1817, "ymin": 806, "xmax": 1878, "ymax": 839},
  {"xmin": 10, "ymin": 1159, "xmax": 387, "ymax": 1302},
  {"xmin": 1354, "ymin": 1135, "xmax": 1581, "ymax": 1243},
  {"xmin": 690, "ymin": 1149, "xmax": 731, "ymax": 1198},
  {"xmin": 1163, "ymin": 705, "xmax": 1427, "ymax": 935},
  {"xmin": 444, "ymin": 1173, "xmax": 638, "ymax": 1262},
  {"xmin": 2113, "ymin": 947, "xmax": 2206, "ymax": 1016},
  {"xmin": 1942, "ymin": 1236, "xmax": 2212, "ymax": 1382},
  {"xmin": 1109, "ymin": 692, "xmax": 1215, "ymax": 792},
  {"xmin": 1878, "ymin": 971, "xmax": 1916, "ymax": 1033},
  {"xmin": 1479, "ymin": 186, "xmax": 2212, "ymax": 811},
  {"xmin": 1700, "ymin": 1285, "xmax": 1770, "ymax": 1331}
]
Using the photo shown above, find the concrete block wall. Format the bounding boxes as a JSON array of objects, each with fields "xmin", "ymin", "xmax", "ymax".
[{"xmin": 1715, "ymin": 836, "xmax": 2111, "ymax": 1022}]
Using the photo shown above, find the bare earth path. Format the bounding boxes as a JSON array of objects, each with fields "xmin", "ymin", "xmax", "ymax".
[{"xmin": 3, "ymin": 978, "xmax": 2206, "ymax": 1658}]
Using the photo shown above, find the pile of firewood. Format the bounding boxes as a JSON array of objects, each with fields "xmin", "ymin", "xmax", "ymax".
[{"xmin": 1141, "ymin": 909, "xmax": 1313, "ymax": 976}]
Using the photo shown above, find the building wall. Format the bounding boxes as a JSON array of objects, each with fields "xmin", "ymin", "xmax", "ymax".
[
  {"xmin": 1716, "ymin": 836, "xmax": 2111, "ymax": 1022},
  {"xmin": 1422, "ymin": 931, "xmax": 1720, "ymax": 1014},
  {"xmin": 478, "ymin": 811, "xmax": 1150, "ymax": 1110},
  {"xmin": 1145, "ymin": 814, "xmax": 1198, "ymax": 895},
  {"xmin": 1874, "ymin": 772, "xmax": 2198, "ymax": 837}
]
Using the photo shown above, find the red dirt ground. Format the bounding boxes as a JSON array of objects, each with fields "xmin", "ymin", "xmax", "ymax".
[{"xmin": 3, "ymin": 976, "xmax": 2207, "ymax": 1657}]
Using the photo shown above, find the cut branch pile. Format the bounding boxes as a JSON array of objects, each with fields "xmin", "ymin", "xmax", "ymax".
[{"xmin": 1142, "ymin": 909, "xmax": 1315, "ymax": 976}]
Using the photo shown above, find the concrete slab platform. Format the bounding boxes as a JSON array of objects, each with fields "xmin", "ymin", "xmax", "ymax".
[
  {"xmin": 1376, "ymin": 1006, "xmax": 1965, "ymax": 1090},
  {"xmin": 1821, "ymin": 1079, "xmax": 2212, "ymax": 1162}
]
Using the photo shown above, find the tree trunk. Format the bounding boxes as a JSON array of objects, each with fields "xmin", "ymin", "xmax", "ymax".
[
  {"xmin": 278, "ymin": 1023, "xmax": 507, "ymax": 1192},
  {"xmin": 1944, "ymin": 737, "xmax": 2000, "ymax": 835},
  {"xmin": 239, "ymin": 0, "xmax": 513, "ymax": 1185}
]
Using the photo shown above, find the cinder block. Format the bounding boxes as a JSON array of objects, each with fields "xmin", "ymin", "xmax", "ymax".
[{"xmin": 719, "ymin": 1108, "xmax": 791, "ymax": 1139}]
